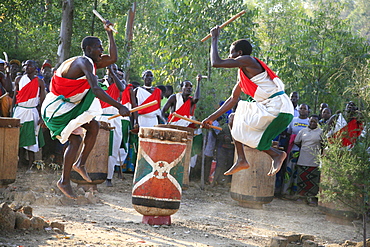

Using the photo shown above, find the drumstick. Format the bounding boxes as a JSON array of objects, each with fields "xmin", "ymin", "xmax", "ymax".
[
  {"xmin": 201, "ymin": 10, "xmax": 246, "ymax": 42},
  {"xmin": 108, "ymin": 100, "xmax": 158, "ymax": 120},
  {"xmin": 0, "ymin": 92, "xmax": 8, "ymax": 100},
  {"xmin": 168, "ymin": 115, "xmax": 175, "ymax": 124},
  {"xmin": 93, "ymin": 9, "xmax": 118, "ymax": 33},
  {"xmin": 172, "ymin": 113, "xmax": 222, "ymax": 131}
]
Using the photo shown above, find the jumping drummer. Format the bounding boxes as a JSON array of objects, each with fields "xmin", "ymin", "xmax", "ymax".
[
  {"xmin": 161, "ymin": 75, "xmax": 202, "ymax": 127},
  {"xmin": 41, "ymin": 20, "xmax": 130, "ymax": 199},
  {"xmin": 201, "ymin": 25, "xmax": 294, "ymax": 177}
]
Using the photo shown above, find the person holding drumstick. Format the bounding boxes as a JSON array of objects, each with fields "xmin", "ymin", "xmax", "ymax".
[
  {"xmin": 202, "ymin": 26, "xmax": 294, "ymax": 177},
  {"xmin": 134, "ymin": 70, "xmax": 164, "ymax": 127},
  {"xmin": 41, "ymin": 20, "xmax": 130, "ymax": 199},
  {"xmin": 161, "ymin": 75, "xmax": 202, "ymax": 127}
]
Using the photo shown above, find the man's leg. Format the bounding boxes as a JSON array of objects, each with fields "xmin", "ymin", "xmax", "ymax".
[
  {"xmin": 57, "ymin": 134, "xmax": 83, "ymax": 199},
  {"xmin": 263, "ymin": 147, "xmax": 287, "ymax": 176},
  {"xmin": 28, "ymin": 150, "xmax": 35, "ymax": 170},
  {"xmin": 72, "ymin": 120, "xmax": 100, "ymax": 183},
  {"xmin": 223, "ymin": 140, "xmax": 250, "ymax": 175},
  {"xmin": 224, "ymin": 113, "xmax": 250, "ymax": 175}
]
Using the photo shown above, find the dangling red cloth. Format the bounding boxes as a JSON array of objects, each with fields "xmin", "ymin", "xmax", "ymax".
[
  {"xmin": 168, "ymin": 96, "xmax": 193, "ymax": 122},
  {"xmin": 100, "ymin": 83, "xmax": 120, "ymax": 109},
  {"xmin": 334, "ymin": 118, "xmax": 364, "ymax": 147},
  {"xmin": 138, "ymin": 87, "xmax": 161, "ymax": 115},
  {"xmin": 16, "ymin": 77, "xmax": 39, "ymax": 104},
  {"xmin": 238, "ymin": 57, "xmax": 279, "ymax": 97},
  {"xmin": 121, "ymin": 84, "xmax": 133, "ymax": 105}
]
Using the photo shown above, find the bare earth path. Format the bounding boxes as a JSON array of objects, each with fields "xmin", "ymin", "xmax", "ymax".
[{"xmin": 0, "ymin": 168, "xmax": 366, "ymax": 247}]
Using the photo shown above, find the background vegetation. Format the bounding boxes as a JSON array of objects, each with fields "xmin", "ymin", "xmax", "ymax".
[{"xmin": 0, "ymin": 0, "xmax": 369, "ymax": 119}]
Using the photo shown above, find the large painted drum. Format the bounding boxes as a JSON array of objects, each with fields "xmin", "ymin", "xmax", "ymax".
[
  {"xmin": 0, "ymin": 117, "xmax": 20, "ymax": 187},
  {"xmin": 155, "ymin": 124, "xmax": 194, "ymax": 190},
  {"xmin": 70, "ymin": 122, "xmax": 110, "ymax": 191},
  {"xmin": 132, "ymin": 127, "xmax": 188, "ymax": 225},
  {"xmin": 230, "ymin": 147, "xmax": 276, "ymax": 209}
]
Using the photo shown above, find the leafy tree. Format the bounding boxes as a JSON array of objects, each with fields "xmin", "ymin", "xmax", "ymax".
[
  {"xmin": 255, "ymin": 0, "xmax": 369, "ymax": 113},
  {"xmin": 320, "ymin": 60, "xmax": 370, "ymax": 246}
]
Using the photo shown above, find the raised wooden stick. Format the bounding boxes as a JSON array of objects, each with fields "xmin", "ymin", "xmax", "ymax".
[
  {"xmin": 108, "ymin": 100, "xmax": 158, "ymax": 120},
  {"xmin": 172, "ymin": 113, "xmax": 222, "ymax": 131},
  {"xmin": 93, "ymin": 9, "xmax": 118, "ymax": 33},
  {"xmin": 201, "ymin": 10, "xmax": 246, "ymax": 42}
]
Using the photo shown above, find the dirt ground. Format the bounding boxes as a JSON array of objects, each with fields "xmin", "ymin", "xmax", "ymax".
[{"xmin": 0, "ymin": 165, "xmax": 367, "ymax": 247}]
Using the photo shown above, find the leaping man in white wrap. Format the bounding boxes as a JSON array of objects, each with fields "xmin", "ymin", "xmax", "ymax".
[
  {"xmin": 41, "ymin": 20, "xmax": 130, "ymax": 199},
  {"xmin": 202, "ymin": 26, "xmax": 294, "ymax": 177}
]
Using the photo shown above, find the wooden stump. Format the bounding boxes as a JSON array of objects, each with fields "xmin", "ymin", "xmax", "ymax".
[
  {"xmin": 0, "ymin": 117, "xmax": 20, "ymax": 188},
  {"xmin": 230, "ymin": 147, "xmax": 276, "ymax": 209}
]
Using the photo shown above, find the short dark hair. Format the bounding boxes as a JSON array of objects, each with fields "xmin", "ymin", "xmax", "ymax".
[
  {"xmin": 142, "ymin": 70, "xmax": 153, "ymax": 78},
  {"xmin": 157, "ymin": 85, "xmax": 166, "ymax": 93},
  {"xmin": 165, "ymin": 85, "xmax": 173, "ymax": 94},
  {"xmin": 310, "ymin": 114, "xmax": 319, "ymax": 119},
  {"xmin": 81, "ymin": 36, "xmax": 100, "ymax": 51},
  {"xmin": 131, "ymin": 81, "xmax": 140, "ymax": 88},
  {"xmin": 180, "ymin": 80, "xmax": 191, "ymax": 88},
  {"xmin": 231, "ymin": 39, "xmax": 252, "ymax": 56}
]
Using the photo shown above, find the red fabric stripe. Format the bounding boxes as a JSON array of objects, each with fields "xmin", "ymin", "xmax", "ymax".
[
  {"xmin": 238, "ymin": 69, "xmax": 258, "ymax": 97},
  {"xmin": 254, "ymin": 57, "xmax": 278, "ymax": 80},
  {"xmin": 121, "ymin": 84, "xmax": 133, "ymax": 105},
  {"xmin": 168, "ymin": 97, "xmax": 192, "ymax": 122},
  {"xmin": 51, "ymin": 74, "xmax": 90, "ymax": 98},
  {"xmin": 138, "ymin": 87, "xmax": 161, "ymax": 115},
  {"xmin": 238, "ymin": 57, "xmax": 279, "ymax": 97},
  {"xmin": 16, "ymin": 77, "xmax": 39, "ymax": 104},
  {"xmin": 100, "ymin": 83, "xmax": 120, "ymax": 108},
  {"xmin": 335, "ymin": 118, "xmax": 363, "ymax": 147}
]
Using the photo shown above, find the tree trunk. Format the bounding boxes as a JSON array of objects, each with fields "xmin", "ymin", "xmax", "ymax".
[
  {"xmin": 91, "ymin": 0, "xmax": 98, "ymax": 36},
  {"xmin": 124, "ymin": 2, "xmax": 136, "ymax": 80},
  {"xmin": 56, "ymin": 0, "xmax": 74, "ymax": 68}
]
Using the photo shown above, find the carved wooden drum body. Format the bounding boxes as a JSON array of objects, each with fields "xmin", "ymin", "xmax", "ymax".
[{"xmin": 132, "ymin": 127, "xmax": 188, "ymax": 225}]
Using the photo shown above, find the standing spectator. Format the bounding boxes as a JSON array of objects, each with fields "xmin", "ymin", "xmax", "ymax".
[
  {"xmin": 294, "ymin": 115, "xmax": 323, "ymax": 206},
  {"xmin": 318, "ymin": 107, "xmax": 332, "ymax": 133},
  {"xmin": 12, "ymin": 60, "xmax": 46, "ymax": 171},
  {"xmin": 0, "ymin": 71, "xmax": 12, "ymax": 117},
  {"xmin": 40, "ymin": 60, "xmax": 53, "ymax": 92},
  {"xmin": 290, "ymin": 91, "xmax": 299, "ymax": 117},
  {"xmin": 212, "ymin": 118, "xmax": 234, "ymax": 186},
  {"xmin": 202, "ymin": 120, "xmax": 220, "ymax": 184},
  {"xmin": 157, "ymin": 85, "xmax": 168, "ymax": 108},
  {"xmin": 282, "ymin": 103, "xmax": 310, "ymax": 197},
  {"xmin": 318, "ymin": 102, "xmax": 328, "ymax": 120},
  {"xmin": 0, "ymin": 59, "xmax": 5, "ymax": 73},
  {"xmin": 40, "ymin": 59, "xmax": 63, "ymax": 166},
  {"xmin": 327, "ymin": 101, "xmax": 363, "ymax": 148}
]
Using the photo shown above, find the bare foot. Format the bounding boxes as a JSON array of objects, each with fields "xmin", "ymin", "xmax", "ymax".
[
  {"xmin": 57, "ymin": 180, "xmax": 77, "ymax": 199},
  {"xmin": 72, "ymin": 164, "xmax": 92, "ymax": 182},
  {"xmin": 224, "ymin": 159, "xmax": 250, "ymax": 175},
  {"xmin": 267, "ymin": 151, "xmax": 286, "ymax": 176}
]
